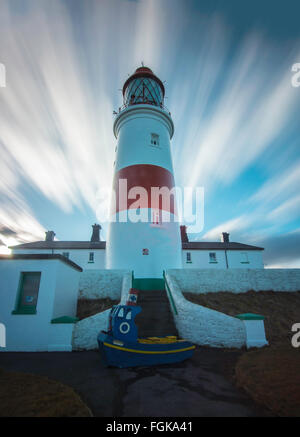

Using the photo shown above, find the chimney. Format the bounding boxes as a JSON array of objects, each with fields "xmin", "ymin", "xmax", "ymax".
[
  {"xmin": 45, "ymin": 231, "xmax": 55, "ymax": 242},
  {"xmin": 221, "ymin": 232, "xmax": 230, "ymax": 243},
  {"xmin": 91, "ymin": 223, "xmax": 102, "ymax": 242},
  {"xmin": 180, "ymin": 225, "xmax": 189, "ymax": 243}
]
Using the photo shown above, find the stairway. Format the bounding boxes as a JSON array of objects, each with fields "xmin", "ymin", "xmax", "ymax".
[{"xmin": 134, "ymin": 289, "xmax": 178, "ymax": 338}]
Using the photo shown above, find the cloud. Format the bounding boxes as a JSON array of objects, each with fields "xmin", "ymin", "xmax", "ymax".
[
  {"xmin": 200, "ymin": 215, "xmax": 300, "ymax": 267},
  {"xmin": 244, "ymin": 159, "xmax": 300, "ymax": 229},
  {"xmin": 267, "ymin": 194, "xmax": 300, "ymax": 222},
  {"xmin": 249, "ymin": 159, "xmax": 300, "ymax": 206},
  {"xmin": 0, "ymin": 0, "xmax": 179, "ymax": 247},
  {"xmin": 258, "ymin": 230, "xmax": 300, "ymax": 268},
  {"xmin": 0, "ymin": 0, "xmax": 120, "ymax": 248},
  {"xmin": 173, "ymin": 30, "xmax": 300, "ymax": 193},
  {"xmin": 0, "ymin": 1, "xmax": 116, "ymax": 213},
  {"xmin": 0, "ymin": 226, "xmax": 18, "ymax": 237},
  {"xmin": 200, "ymin": 215, "xmax": 252, "ymax": 241},
  {"xmin": 0, "ymin": 0, "xmax": 299, "ymax": 262}
]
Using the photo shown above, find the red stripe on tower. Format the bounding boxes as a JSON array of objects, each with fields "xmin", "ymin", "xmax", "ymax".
[{"xmin": 111, "ymin": 164, "xmax": 177, "ymax": 215}]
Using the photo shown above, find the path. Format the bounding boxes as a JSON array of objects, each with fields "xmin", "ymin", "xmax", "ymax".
[{"xmin": 0, "ymin": 348, "xmax": 271, "ymax": 417}]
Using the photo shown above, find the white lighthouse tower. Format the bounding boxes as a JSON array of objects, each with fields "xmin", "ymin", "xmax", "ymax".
[{"xmin": 106, "ymin": 66, "xmax": 182, "ymax": 278}]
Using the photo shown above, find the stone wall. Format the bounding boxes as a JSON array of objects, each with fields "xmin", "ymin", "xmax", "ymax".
[
  {"xmin": 78, "ymin": 269, "xmax": 130, "ymax": 300},
  {"xmin": 164, "ymin": 272, "xmax": 246, "ymax": 348},
  {"xmin": 167, "ymin": 268, "xmax": 300, "ymax": 294},
  {"xmin": 72, "ymin": 271, "xmax": 132, "ymax": 350}
]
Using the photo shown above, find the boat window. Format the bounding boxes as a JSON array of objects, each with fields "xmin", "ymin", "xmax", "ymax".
[
  {"xmin": 112, "ymin": 306, "xmax": 118, "ymax": 316},
  {"xmin": 125, "ymin": 311, "xmax": 132, "ymax": 320},
  {"xmin": 118, "ymin": 308, "xmax": 124, "ymax": 318}
]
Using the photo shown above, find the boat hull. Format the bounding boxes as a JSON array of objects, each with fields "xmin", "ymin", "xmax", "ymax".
[{"xmin": 97, "ymin": 332, "xmax": 195, "ymax": 368}]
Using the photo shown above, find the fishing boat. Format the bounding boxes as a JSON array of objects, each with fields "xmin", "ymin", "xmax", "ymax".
[{"xmin": 97, "ymin": 303, "xmax": 195, "ymax": 368}]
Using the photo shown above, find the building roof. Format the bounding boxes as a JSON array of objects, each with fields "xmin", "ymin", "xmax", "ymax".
[
  {"xmin": 10, "ymin": 240, "xmax": 263, "ymax": 251},
  {"xmin": 182, "ymin": 242, "xmax": 264, "ymax": 251},
  {"xmin": 9, "ymin": 241, "xmax": 106, "ymax": 250},
  {"xmin": 0, "ymin": 254, "xmax": 83, "ymax": 271}
]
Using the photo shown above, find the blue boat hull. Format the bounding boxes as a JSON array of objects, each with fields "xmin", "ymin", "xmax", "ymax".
[{"xmin": 97, "ymin": 332, "xmax": 195, "ymax": 368}]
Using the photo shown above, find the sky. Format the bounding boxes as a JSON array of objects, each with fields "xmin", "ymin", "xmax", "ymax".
[{"xmin": 0, "ymin": 0, "xmax": 300, "ymax": 267}]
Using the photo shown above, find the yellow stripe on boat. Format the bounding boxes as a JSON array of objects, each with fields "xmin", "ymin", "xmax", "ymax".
[
  {"xmin": 138, "ymin": 338, "xmax": 177, "ymax": 344},
  {"xmin": 138, "ymin": 336, "xmax": 179, "ymax": 344},
  {"xmin": 103, "ymin": 342, "xmax": 196, "ymax": 354}
]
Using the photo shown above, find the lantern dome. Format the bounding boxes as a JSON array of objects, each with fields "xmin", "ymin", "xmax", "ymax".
[{"xmin": 122, "ymin": 66, "xmax": 165, "ymax": 108}]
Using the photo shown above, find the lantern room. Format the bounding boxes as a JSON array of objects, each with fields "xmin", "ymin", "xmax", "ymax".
[{"xmin": 122, "ymin": 66, "xmax": 165, "ymax": 108}]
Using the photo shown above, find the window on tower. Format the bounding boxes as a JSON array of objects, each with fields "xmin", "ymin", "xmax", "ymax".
[
  {"xmin": 151, "ymin": 133, "xmax": 159, "ymax": 146},
  {"xmin": 124, "ymin": 78, "xmax": 163, "ymax": 107},
  {"xmin": 186, "ymin": 252, "xmax": 192, "ymax": 263},
  {"xmin": 152, "ymin": 209, "xmax": 162, "ymax": 225},
  {"xmin": 209, "ymin": 252, "xmax": 217, "ymax": 263}
]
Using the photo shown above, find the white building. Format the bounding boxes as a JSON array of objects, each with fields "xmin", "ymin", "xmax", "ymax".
[
  {"xmin": 2, "ymin": 225, "xmax": 264, "ymax": 352},
  {"xmin": 181, "ymin": 229, "xmax": 264, "ymax": 269},
  {"xmin": 0, "ymin": 254, "xmax": 81, "ymax": 351},
  {"xmin": 10, "ymin": 226, "xmax": 264, "ymax": 271}
]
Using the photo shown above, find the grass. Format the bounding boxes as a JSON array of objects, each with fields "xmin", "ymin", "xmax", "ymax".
[
  {"xmin": 235, "ymin": 345, "xmax": 300, "ymax": 417},
  {"xmin": 76, "ymin": 297, "xmax": 119, "ymax": 320},
  {"xmin": 183, "ymin": 290, "xmax": 300, "ymax": 346},
  {"xmin": 183, "ymin": 290, "xmax": 300, "ymax": 416},
  {"xmin": 0, "ymin": 298, "xmax": 118, "ymax": 417},
  {"xmin": 0, "ymin": 368, "xmax": 92, "ymax": 417}
]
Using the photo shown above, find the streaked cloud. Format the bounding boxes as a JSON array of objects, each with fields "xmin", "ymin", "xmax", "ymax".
[
  {"xmin": 0, "ymin": 0, "xmax": 299, "ymax": 267},
  {"xmin": 176, "ymin": 35, "xmax": 300, "ymax": 191},
  {"xmin": 249, "ymin": 159, "xmax": 300, "ymax": 206},
  {"xmin": 258, "ymin": 229, "xmax": 300, "ymax": 268},
  {"xmin": 201, "ymin": 215, "xmax": 252, "ymax": 242},
  {"xmin": 267, "ymin": 194, "xmax": 300, "ymax": 222}
]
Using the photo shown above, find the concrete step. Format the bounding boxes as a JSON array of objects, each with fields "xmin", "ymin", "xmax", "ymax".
[{"xmin": 135, "ymin": 289, "xmax": 178, "ymax": 338}]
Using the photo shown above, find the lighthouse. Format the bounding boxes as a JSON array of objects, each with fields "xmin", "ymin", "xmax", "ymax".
[{"xmin": 106, "ymin": 66, "xmax": 182, "ymax": 278}]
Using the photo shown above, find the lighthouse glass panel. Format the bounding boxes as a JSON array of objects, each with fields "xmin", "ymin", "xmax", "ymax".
[{"xmin": 124, "ymin": 78, "xmax": 163, "ymax": 107}]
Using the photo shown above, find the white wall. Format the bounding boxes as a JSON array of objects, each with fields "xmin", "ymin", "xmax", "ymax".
[
  {"xmin": 167, "ymin": 268, "xmax": 300, "ymax": 293},
  {"xmin": 72, "ymin": 270, "xmax": 132, "ymax": 350},
  {"xmin": 226, "ymin": 250, "xmax": 263, "ymax": 268},
  {"xmin": 60, "ymin": 249, "xmax": 105, "ymax": 270},
  {"xmin": 13, "ymin": 248, "xmax": 264, "ymax": 271},
  {"xmin": 12, "ymin": 248, "xmax": 106, "ymax": 270},
  {"xmin": 48, "ymin": 324, "xmax": 75, "ymax": 352},
  {"xmin": 78, "ymin": 269, "xmax": 130, "ymax": 300},
  {"xmin": 113, "ymin": 105, "xmax": 174, "ymax": 172},
  {"xmin": 12, "ymin": 249, "xmax": 53, "ymax": 254},
  {"xmin": 164, "ymin": 271, "xmax": 246, "ymax": 348},
  {"xmin": 107, "ymin": 217, "xmax": 182, "ymax": 278},
  {"xmin": 182, "ymin": 250, "xmax": 227, "ymax": 269},
  {"xmin": 182, "ymin": 250, "xmax": 263, "ymax": 269},
  {"xmin": 0, "ymin": 258, "xmax": 80, "ymax": 352},
  {"xmin": 52, "ymin": 261, "xmax": 80, "ymax": 319}
]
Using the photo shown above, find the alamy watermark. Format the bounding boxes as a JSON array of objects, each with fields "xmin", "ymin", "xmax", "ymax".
[
  {"xmin": 0, "ymin": 63, "xmax": 6, "ymax": 88},
  {"xmin": 0, "ymin": 323, "xmax": 6, "ymax": 348},
  {"xmin": 291, "ymin": 63, "xmax": 300, "ymax": 87},
  {"xmin": 291, "ymin": 323, "xmax": 300, "ymax": 348},
  {"xmin": 96, "ymin": 182, "xmax": 205, "ymax": 233}
]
